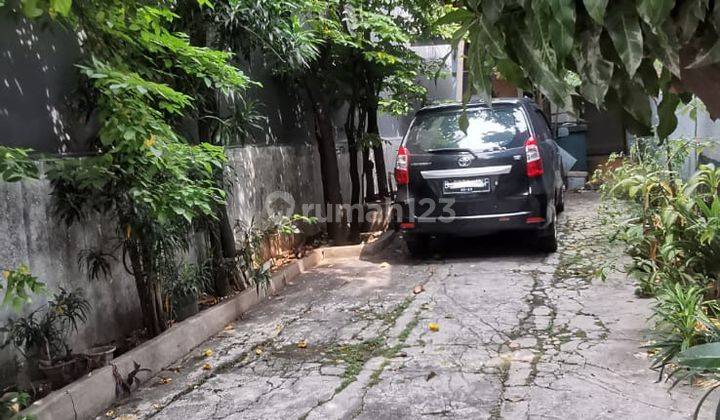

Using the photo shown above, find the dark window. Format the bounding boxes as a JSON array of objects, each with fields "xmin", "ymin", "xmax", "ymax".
[{"xmin": 405, "ymin": 106, "xmax": 530, "ymax": 153}]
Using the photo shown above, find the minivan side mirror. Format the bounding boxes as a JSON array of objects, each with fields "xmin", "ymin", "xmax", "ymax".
[{"xmin": 557, "ymin": 127, "xmax": 570, "ymax": 138}]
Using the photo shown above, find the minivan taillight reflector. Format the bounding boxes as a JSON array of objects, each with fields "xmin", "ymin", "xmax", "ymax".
[
  {"xmin": 525, "ymin": 137, "xmax": 544, "ymax": 178},
  {"xmin": 395, "ymin": 146, "xmax": 410, "ymax": 185}
]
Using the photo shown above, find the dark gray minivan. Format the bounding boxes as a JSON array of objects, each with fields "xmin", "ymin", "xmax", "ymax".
[{"xmin": 393, "ymin": 98, "xmax": 565, "ymax": 256}]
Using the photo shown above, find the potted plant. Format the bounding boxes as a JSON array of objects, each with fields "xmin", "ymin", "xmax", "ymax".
[
  {"xmin": 166, "ymin": 263, "xmax": 209, "ymax": 322},
  {"xmin": 1, "ymin": 288, "xmax": 91, "ymax": 389},
  {"xmin": 83, "ymin": 344, "xmax": 116, "ymax": 370}
]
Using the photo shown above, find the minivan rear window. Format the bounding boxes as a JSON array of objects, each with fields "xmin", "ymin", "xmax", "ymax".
[{"xmin": 404, "ymin": 106, "xmax": 530, "ymax": 152}]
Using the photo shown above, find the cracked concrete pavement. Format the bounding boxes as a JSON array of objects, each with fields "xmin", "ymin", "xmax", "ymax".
[{"xmin": 101, "ymin": 192, "xmax": 716, "ymax": 419}]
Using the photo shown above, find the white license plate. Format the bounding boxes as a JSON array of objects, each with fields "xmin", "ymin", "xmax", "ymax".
[{"xmin": 443, "ymin": 178, "xmax": 490, "ymax": 194}]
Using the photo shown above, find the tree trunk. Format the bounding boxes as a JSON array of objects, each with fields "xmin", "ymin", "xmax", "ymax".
[
  {"xmin": 302, "ymin": 77, "xmax": 346, "ymax": 243},
  {"xmin": 362, "ymin": 148, "xmax": 375, "ymax": 201},
  {"xmin": 345, "ymin": 101, "xmax": 362, "ymax": 243},
  {"xmin": 357, "ymin": 104, "xmax": 375, "ymax": 202},
  {"xmin": 184, "ymin": 13, "xmax": 240, "ymax": 296},
  {"xmin": 366, "ymin": 103, "xmax": 389, "ymax": 198},
  {"xmin": 123, "ymin": 226, "xmax": 166, "ymax": 337},
  {"xmin": 207, "ymin": 209, "xmax": 243, "ymax": 296}
]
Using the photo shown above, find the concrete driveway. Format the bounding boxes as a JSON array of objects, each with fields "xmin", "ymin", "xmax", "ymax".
[{"xmin": 103, "ymin": 192, "xmax": 713, "ymax": 419}]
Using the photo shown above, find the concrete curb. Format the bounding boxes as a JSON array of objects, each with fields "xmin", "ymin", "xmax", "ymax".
[{"xmin": 21, "ymin": 233, "xmax": 394, "ymax": 420}]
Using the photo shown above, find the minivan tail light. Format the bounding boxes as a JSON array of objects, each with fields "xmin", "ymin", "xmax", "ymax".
[
  {"xmin": 395, "ymin": 146, "xmax": 410, "ymax": 185},
  {"xmin": 525, "ymin": 137, "xmax": 544, "ymax": 178}
]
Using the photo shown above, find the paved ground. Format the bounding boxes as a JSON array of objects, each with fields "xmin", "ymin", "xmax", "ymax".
[{"xmin": 103, "ymin": 192, "xmax": 714, "ymax": 419}]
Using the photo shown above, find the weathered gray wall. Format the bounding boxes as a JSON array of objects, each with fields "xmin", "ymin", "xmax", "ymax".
[
  {"xmin": 0, "ymin": 166, "xmax": 142, "ymax": 382},
  {"xmin": 0, "ymin": 6, "xmax": 96, "ymax": 153},
  {"xmin": 0, "ymin": 144, "xmax": 329, "ymax": 384}
]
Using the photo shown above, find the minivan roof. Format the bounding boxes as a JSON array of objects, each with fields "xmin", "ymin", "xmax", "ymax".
[{"xmin": 416, "ymin": 97, "xmax": 535, "ymax": 115}]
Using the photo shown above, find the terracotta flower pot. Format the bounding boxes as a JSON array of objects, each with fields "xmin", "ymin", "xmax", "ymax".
[
  {"xmin": 83, "ymin": 345, "xmax": 116, "ymax": 370},
  {"xmin": 38, "ymin": 357, "xmax": 81, "ymax": 389},
  {"xmin": 173, "ymin": 292, "xmax": 199, "ymax": 322}
]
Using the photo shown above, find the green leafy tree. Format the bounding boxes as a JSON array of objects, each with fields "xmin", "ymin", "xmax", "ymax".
[
  {"xmin": 1, "ymin": 265, "xmax": 46, "ymax": 313},
  {"xmin": 338, "ymin": 0, "xmax": 439, "ymax": 203},
  {"xmin": 442, "ymin": 0, "xmax": 720, "ymax": 138},
  {"xmin": 208, "ymin": 0, "xmax": 439, "ymax": 242},
  {"xmin": 200, "ymin": 0, "xmax": 350, "ymax": 242},
  {"xmin": 0, "ymin": 147, "xmax": 38, "ymax": 182},
  {"xmin": 4, "ymin": 0, "xmax": 252, "ymax": 336}
]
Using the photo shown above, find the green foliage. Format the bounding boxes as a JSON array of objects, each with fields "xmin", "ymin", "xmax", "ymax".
[
  {"xmin": 214, "ymin": 0, "xmax": 321, "ymax": 72},
  {"xmin": 0, "ymin": 391, "xmax": 31, "ymax": 420},
  {"xmin": 164, "ymin": 262, "xmax": 211, "ymax": 300},
  {"xmin": 1, "ymin": 0, "xmax": 254, "ymax": 335},
  {"xmin": 77, "ymin": 248, "xmax": 117, "ymax": 282},
  {"xmin": 442, "ymin": 0, "xmax": 720, "ymax": 138},
  {"xmin": 678, "ymin": 342, "xmax": 720, "ymax": 370},
  {"xmin": 236, "ymin": 214, "xmax": 317, "ymax": 291},
  {"xmin": 598, "ymin": 138, "xmax": 711, "ymax": 297},
  {"xmin": 1, "ymin": 288, "xmax": 90, "ymax": 363},
  {"xmin": 598, "ymin": 138, "xmax": 720, "ymax": 368},
  {"xmin": 214, "ymin": 0, "xmax": 434, "ymax": 116},
  {"xmin": 673, "ymin": 343, "xmax": 720, "ymax": 418},
  {"xmin": 649, "ymin": 283, "xmax": 720, "ymax": 369},
  {"xmin": 1, "ymin": 265, "xmax": 46, "ymax": 313},
  {"xmin": 206, "ymin": 96, "xmax": 267, "ymax": 146},
  {"xmin": 0, "ymin": 147, "xmax": 38, "ymax": 183}
]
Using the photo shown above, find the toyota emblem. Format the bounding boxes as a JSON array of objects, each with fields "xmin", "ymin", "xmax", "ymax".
[{"xmin": 457, "ymin": 155, "xmax": 473, "ymax": 167}]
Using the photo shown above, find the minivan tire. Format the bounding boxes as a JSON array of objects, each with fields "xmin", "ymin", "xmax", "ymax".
[
  {"xmin": 537, "ymin": 215, "xmax": 558, "ymax": 253},
  {"xmin": 556, "ymin": 186, "xmax": 565, "ymax": 213}
]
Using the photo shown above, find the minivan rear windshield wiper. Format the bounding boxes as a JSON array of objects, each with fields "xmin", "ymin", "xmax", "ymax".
[{"xmin": 426, "ymin": 148, "xmax": 479, "ymax": 158}]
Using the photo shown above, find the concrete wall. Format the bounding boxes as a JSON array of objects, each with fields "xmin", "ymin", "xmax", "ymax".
[
  {"xmin": 0, "ymin": 167, "xmax": 142, "ymax": 382},
  {"xmin": 0, "ymin": 144, "xmax": 329, "ymax": 385},
  {"xmin": 225, "ymin": 144, "xmax": 324, "ymax": 223},
  {"xmin": 0, "ymin": 6, "xmax": 97, "ymax": 154}
]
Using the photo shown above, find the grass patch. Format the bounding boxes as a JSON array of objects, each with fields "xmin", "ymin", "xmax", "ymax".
[
  {"xmin": 381, "ymin": 297, "xmax": 413, "ymax": 326},
  {"xmin": 367, "ymin": 359, "xmax": 389, "ymax": 387},
  {"xmin": 328, "ymin": 337, "xmax": 386, "ymax": 392}
]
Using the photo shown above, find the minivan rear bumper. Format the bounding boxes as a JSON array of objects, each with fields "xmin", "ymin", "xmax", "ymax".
[
  {"xmin": 395, "ymin": 194, "xmax": 551, "ymax": 237},
  {"xmin": 403, "ymin": 211, "xmax": 544, "ymax": 236}
]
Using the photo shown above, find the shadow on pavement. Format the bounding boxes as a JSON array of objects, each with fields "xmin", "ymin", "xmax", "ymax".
[{"xmin": 362, "ymin": 230, "xmax": 548, "ymax": 264}]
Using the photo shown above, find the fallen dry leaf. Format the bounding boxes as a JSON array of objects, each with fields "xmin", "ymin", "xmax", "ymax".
[
  {"xmin": 223, "ymin": 324, "xmax": 235, "ymax": 331},
  {"xmin": 255, "ymin": 348, "xmax": 263, "ymax": 355},
  {"xmin": 428, "ymin": 323, "xmax": 440, "ymax": 332},
  {"xmin": 202, "ymin": 363, "xmax": 212, "ymax": 370},
  {"xmin": 106, "ymin": 410, "xmax": 116, "ymax": 418},
  {"xmin": 297, "ymin": 339, "xmax": 308, "ymax": 349},
  {"xmin": 412, "ymin": 285, "xmax": 425, "ymax": 294},
  {"xmin": 202, "ymin": 348, "xmax": 213, "ymax": 358},
  {"xmin": 158, "ymin": 377, "xmax": 172, "ymax": 384},
  {"xmin": 8, "ymin": 403, "xmax": 19, "ymax": 414}
]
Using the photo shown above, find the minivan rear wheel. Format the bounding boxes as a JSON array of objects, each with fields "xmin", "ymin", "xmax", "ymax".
[
  {"xmin": 405, "ymin": 235, "xmax": 430, "ymax": 257},
  {"xmin": 537, "ymin": 215, "xmax": 558, "ymax": 253},
  {"xmin": 556, "ymin": 185, "xmax": 565, "ymax": 214}
]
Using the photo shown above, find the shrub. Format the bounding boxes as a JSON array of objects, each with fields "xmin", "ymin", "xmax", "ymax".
[
  {"xmin": 1, "ymin": 289, "xmax": 91, "ymax": 363},
  {"xmin": 598, "ymin": 138, "xmax": 720, "ymax": 365},
  {"xmin": 649, "ymin": 283, "xmax": 720, "ymax": 369}
]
